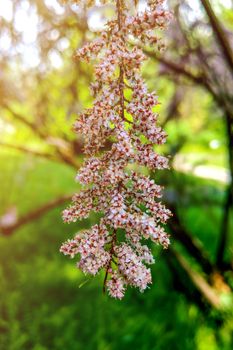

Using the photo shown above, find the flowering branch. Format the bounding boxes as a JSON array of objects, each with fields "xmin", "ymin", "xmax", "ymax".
[{"xmin": 60, "ymin": 0, "xmax": 172, "ymax": 299}]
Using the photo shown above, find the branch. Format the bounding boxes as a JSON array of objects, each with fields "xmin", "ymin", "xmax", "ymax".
[
  {"xmin": 144, "ymin": 49, "xmax": 207, "ymax": 87},
  {"xmin": 0, "ymin": 142, "xmax": 57, "ymax": 161},
  {"xmin": 214, "ymin": 103, "xmax": 233, "ymax": 270},
  {"xmin": 2, "ymin": 103, "xmax": 80, "ymax": 169},
  {"xmin": 200, "ymin": 0, "xmax": 233, "ymax": 75},
  {"xmin": 161, "ymin": 86, "xmax": 184, "ymax": 128},
  {"xmin": 0, "ymin": 195, "xmax": 72, "ymax": 236},
  {"xmin": 54, "ymin": 148, "xmax": 80, "ymax": 169},
  {"xmin": 167, "ymin": 248, "xmax": 222, "ymax": 309},
  {"xmin": 145, "ymin": 49, "xmax": 226, "ymax": 107},
  {"xmin": 0, "ymin": 141, "xmax": 80, "ymax": 169},
  {"xmin": 168, "ymin": 204, "xmax": 215, "ymax": 275},
  {"xmin": 147, "ymin": 50, "xmax": 233, "ymax": 273},
  {"xmin": 2, "ymin": 102, "xmax": 46, "ymax": 139},
  {"xmin": 216, "ymin": 185, "xmax": 232, "ymax": 269}
]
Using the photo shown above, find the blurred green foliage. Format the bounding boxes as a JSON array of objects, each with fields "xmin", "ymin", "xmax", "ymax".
[
  {"xmin": 0, "ymin": 0, "xmax": 233, "ymax": 349},
  {"xmin": 0, "ymin": 154, "xmax": 232, "ymax": 350}
]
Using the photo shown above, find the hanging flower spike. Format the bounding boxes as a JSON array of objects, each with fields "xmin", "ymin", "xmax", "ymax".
[{"xmin": 60, "ymin": 0, "xmax": 172, "ymax": 299}]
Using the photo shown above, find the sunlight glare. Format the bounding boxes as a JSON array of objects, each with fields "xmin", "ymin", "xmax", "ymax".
[
  {"xmin": 49, "ymin": 50, "xmax": 63, "ymax": 69},
  {"xmin": 0, "ymin": 0, "xmax": 13, "ymax": 22},
  {"xmin": 44, "ymin": 0, "xmax": 65, "ymax": 15},
  {"xmin": 219, "ymin": 0, "xmax": 232, "ymax": 8},
  {"xmin": 14, "ymin": 8, "xmax": 38, "ymax": 44}
]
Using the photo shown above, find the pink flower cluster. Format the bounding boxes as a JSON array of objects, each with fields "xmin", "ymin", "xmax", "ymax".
[
  {"xmin": 60, "ymin": 0, "xmax": 172, "ymax": 299},
  {"xmin": 61, "ymin": 224, "xmax": 110, "ymax": 275}
]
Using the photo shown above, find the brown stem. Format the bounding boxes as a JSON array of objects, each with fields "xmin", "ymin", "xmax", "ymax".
[
  {"xmin": 103, "ymin": 0, "xmax": 124, "ymax": 294},
  {"xmin": 117, "ymin": 0, "xmax": 125, "ymax": 122},
  {"xmin": 103, "ymin": 229, "xmax": 117, "ymax": 293},
  {"xmin": 102, "ymin": 0, "xmax": 128, "ymax": 294}
]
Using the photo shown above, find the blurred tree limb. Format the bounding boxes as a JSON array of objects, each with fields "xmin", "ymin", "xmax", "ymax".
[
  {"xmin": 200, "ymin": 0, "xmax": 233, "ymax": 74},
  {"xmin": 166, "ymin": 248, "xmax": 222, "ymax": 309},
  {"xmin": 147, "ymin": 0, "xmax": 233, "ymax": 271},
  {"xmin": 0, "ymin": 0, "xmax": 232, "ymax": 311},
  {"xmin": 1, "ymin": 102, "xmax": 80, "ymax": 169},
  {"xmin": 0, "ymin": 195, "xmax": 72, "ymax": 236},
  {"xmin": 0, "ymin": 141, "xmax": 57, "ymax": 162},
  {"xmin": 168, "ymin": 205, "xmax": 215, "ymax": 275}
]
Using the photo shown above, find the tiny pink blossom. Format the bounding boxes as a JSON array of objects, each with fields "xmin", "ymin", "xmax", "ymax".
[{"xmin": 107, "ymin": 271, "xmax": 125, "ymax": 299}]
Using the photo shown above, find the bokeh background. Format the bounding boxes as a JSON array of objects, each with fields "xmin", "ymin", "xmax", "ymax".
[{"xmin": 0, "ymin": 0, "xmax": 233, "ymax": 349}]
